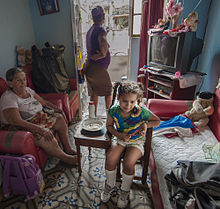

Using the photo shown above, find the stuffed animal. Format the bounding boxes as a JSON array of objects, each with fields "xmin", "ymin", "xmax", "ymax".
[
  {"xmin": 16, "ymin": 46, "xmax": 25, "ymax": 67},
  {"xmin": 185, "ymin": 91, "xmax": 215, "ymax": 128},
  {"xmin": 25, "ymin": 49, "xmax": 32, "ymax": 65},
  {"xmin": 184, "ymin": 11, "xmax": 198, "ymax": 32},
  {"xmin": 154, "ymin": 17, "xmax": 171, "ymax": 31},
  {"xmin": 154, "ymin": 18, "xmax": 165, "ymax": 29}
]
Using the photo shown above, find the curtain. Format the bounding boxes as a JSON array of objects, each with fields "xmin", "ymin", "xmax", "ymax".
[{"xmin": 137, "ymin": 0, "xmax": 164, "ymax": 96}]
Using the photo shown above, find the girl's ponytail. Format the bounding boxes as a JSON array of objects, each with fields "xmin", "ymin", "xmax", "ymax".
[{"xmin": 110, "ymin": 82, "xmax": 121, "ymax": 108}]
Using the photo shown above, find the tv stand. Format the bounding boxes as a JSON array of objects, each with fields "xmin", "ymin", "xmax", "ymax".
[
  {"xmin": 148, "ymin": 66, "xmax": 164, "ymax": 73},
  {"xmin": 146, "ymin": 69, "xmax": 196, "ymax": 100}
]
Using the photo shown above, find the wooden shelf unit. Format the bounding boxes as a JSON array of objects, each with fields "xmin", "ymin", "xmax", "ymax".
[{"xmin": 146, "ymin": 69, "xmax": 196, "ymax": 100}]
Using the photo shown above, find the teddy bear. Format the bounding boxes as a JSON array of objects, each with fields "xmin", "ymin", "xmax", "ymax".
[
  {"xmin": 185, "ymin": 91, "xmax": 215, "ymax": 128},
  {"xmin": 16, "ymin": 46, "xmax": 26, "ymax": 67},
  {"xmin": 154, "ymin": 18, "xmax": 165, "ymax": 29}
]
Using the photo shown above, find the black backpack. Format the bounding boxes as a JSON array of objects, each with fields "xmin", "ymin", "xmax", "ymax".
[{"xmin": 31, "ymin": 43, "xmax": 70, "ymax": 93}]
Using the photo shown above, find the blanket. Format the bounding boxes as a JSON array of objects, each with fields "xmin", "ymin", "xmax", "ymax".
[{"xmin": 153, "ymin": 115, "xmax": 199, "ymax": 138}]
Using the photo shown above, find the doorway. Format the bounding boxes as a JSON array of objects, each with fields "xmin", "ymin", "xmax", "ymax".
[
  {"xmin": 79, "ymin": 0, "xmax": 129, "ymax": 82},
  {"xmin": 71, "ymin": 0, "xmax": 130, "ymax": 118}
]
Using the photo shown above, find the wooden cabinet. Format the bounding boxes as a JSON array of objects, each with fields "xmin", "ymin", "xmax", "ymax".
[{"xmin": 146, "ymin": 69, "xmax": 196, "ymax": 100}]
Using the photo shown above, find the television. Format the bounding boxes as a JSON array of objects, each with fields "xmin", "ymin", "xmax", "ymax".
[{"xmin": 147, "ymin": 31, "xmax": 203, "ymax": 74}]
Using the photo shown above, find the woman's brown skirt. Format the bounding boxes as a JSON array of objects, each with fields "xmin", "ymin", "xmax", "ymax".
[{"xmin": 83, "ymin": 61, "xmax": 112, "ymax": 96}]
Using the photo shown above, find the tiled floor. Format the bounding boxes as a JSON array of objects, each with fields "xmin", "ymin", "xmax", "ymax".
[{"xmin": 0, "ymin": 122, "xmax": 154, "ymax": 209}]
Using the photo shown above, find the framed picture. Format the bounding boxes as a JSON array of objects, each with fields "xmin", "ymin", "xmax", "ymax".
[{"xmin": 37, "ymin": 0, "xmax": 59, "ymax": 16}]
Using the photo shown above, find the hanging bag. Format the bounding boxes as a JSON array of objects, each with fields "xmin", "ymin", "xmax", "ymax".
[{"xmin": 0, "ymin": 154, "xmax": 45, "ymax": 201}]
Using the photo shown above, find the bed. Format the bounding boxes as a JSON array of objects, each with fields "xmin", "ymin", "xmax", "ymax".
[{"xmin": 147, "ymin": 88, "xmax": 220, "ymax": 209}]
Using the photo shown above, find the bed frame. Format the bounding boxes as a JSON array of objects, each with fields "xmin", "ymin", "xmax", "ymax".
[{"xmin": 147, "ymin": 89, "xmax": 220, "ymax": 209}]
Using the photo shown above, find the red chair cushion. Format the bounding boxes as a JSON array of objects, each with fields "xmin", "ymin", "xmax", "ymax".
[{"xmin": 0, "ymin": 77, "xmax": 8, "ymax": 97}]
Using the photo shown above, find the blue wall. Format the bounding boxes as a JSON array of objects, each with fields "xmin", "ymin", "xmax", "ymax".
[
  {"xmin": 0, "ymin": 0, "xmax": 35, "ymax": 78},
  {"xmin": 197, "ymin": 0, "xmax": 220, "ymax": 92},
  {"xmin": 0, "ymin": 0, "xmax": 75, "ymax": 79},
  {"xmin": 180, "ymin": 0, "xmax": 211, "ymax": 40},
  {"xmin": 166, "ymin": 0, "xmax": 219, "ymax": 92},
  {"xmin": 29, "ymin": 0, "xmax": 75, "ymax": 77}
]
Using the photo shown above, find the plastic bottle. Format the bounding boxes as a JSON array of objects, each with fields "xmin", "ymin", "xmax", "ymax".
[{"xmin": 88, "ymin": 101, "xmax": 95, "ymax": 118}]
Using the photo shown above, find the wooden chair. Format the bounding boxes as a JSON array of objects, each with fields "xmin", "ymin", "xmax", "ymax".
[{"xmin": 116, "ymin": 128, "xmax": 153, "ymax": 185}]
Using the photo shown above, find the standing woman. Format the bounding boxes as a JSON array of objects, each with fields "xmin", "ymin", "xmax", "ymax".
[{"xmin": 84, "ymin": 5, "xmax": 112, "ymax": 115}]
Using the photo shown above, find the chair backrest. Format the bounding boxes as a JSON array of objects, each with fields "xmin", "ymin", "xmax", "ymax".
[
  {"xmin": 22, "ymin": 65, "xmax": 35, "ymax": 90},
  {"xmin": 0, "ymin": 77, "xmax": 8, "ymax": 98}
]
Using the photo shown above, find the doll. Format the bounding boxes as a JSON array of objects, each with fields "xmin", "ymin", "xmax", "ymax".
[{"xmin": 16, "ymin": 46, "xmax": 26, "ymax": 66}]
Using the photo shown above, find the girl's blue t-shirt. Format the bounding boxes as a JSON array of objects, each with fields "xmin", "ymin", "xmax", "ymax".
[{"xmin": 108, "ymin": 105, "xmax": 152, "ymax": 142}]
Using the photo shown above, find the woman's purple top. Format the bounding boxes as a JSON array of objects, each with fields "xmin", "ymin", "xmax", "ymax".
[{"xmin": 86, "ymin": 24, "xmax": 110, "ymax": 69}]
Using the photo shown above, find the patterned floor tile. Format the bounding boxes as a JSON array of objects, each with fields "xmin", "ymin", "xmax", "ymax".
[
  {"xmin": 91, "ymin": 181, "xmax": 153, "ymax": 209},
  {"xmin": 130, "ymin": 183, "xmax": 154, "ymax": 209},
  {"xmin": 69, "ymin": 186, "xmax": 98, "ymax": 208},
  {"xmin": 37, "ymin": 199, "xmax": 74, "ymax": 209}
]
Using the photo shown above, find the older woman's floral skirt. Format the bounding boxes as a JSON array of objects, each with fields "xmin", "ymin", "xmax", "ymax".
[
  {"xmin": 28, "ymin": 111, "xmax": 60, "ymax": 145},
  {"xmin": 1, "ymin": 111, "xmax": 60, "ymax": 145},
  {"xmin": 29, "ymin": 111, "xmax": 59, "ymax": 129}
]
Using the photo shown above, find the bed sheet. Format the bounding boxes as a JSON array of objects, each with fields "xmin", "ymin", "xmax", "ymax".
[{"xmin": 151, "ymin": 126, "xmax": 218, "ymax": 209}]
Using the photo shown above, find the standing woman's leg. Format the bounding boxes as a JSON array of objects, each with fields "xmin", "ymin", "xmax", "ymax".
[
  {"xmin": 91, "ymin": 94, "xmax": 98, "ymax": 116},
  {"xmin": 105, "ymin": 94, "xmax": 112, "ymax": 111}
]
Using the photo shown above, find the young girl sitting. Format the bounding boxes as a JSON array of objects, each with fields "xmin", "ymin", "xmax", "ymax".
[{"xmin": 101, "ymin": 80, "xmax": 160, "ymax": 208}]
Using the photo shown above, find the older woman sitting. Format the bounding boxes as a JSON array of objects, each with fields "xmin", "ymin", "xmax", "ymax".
[{"xmin": 0, "ymin": 67, "xmax": 78, "ymax": 165}]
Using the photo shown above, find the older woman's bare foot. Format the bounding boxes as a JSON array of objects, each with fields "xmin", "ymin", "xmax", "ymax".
[
  {"xmin": 65, "ymin": 148, "xmax": 77, "ymax": 155},
  {"xmin": 65, "ymin": 148, "xmax": 82, "ymax": 157},
  {"xmin": 61, "ymin": 154, "xmax": 78, "ymax": 166}
]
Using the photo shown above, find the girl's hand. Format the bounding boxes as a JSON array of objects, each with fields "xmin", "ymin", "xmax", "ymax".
[
  {"xmin": 133, "ymin": 123, "xmax": 147, "ymax": 136},
  {"xmin": 119, "ymin": 132, "xmax": 131, "ymax": 142}
]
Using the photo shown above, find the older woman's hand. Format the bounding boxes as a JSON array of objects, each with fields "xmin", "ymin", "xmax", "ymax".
[{"xmin": 40, "ymin": 128, "xmax": 54, "ymax": 141}]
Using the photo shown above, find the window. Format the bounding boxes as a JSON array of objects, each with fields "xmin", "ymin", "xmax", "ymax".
[{"xmin": 130, "ymin": 0, "xmax": 143, "ymax": 37}]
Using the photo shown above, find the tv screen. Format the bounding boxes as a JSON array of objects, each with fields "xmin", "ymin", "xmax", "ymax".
[
  {"xmin": 147, "ymin": 32, "xmax": 203, "ymax": 74},
  {"xmin": 150, "ymin": 35, "xmax": 178, "ymax": 68}
]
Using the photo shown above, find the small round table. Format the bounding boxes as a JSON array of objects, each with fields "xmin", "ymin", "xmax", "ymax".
[{"xmin": 73, "ymin": 120, "xmax": 112, "ymax": 175}]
